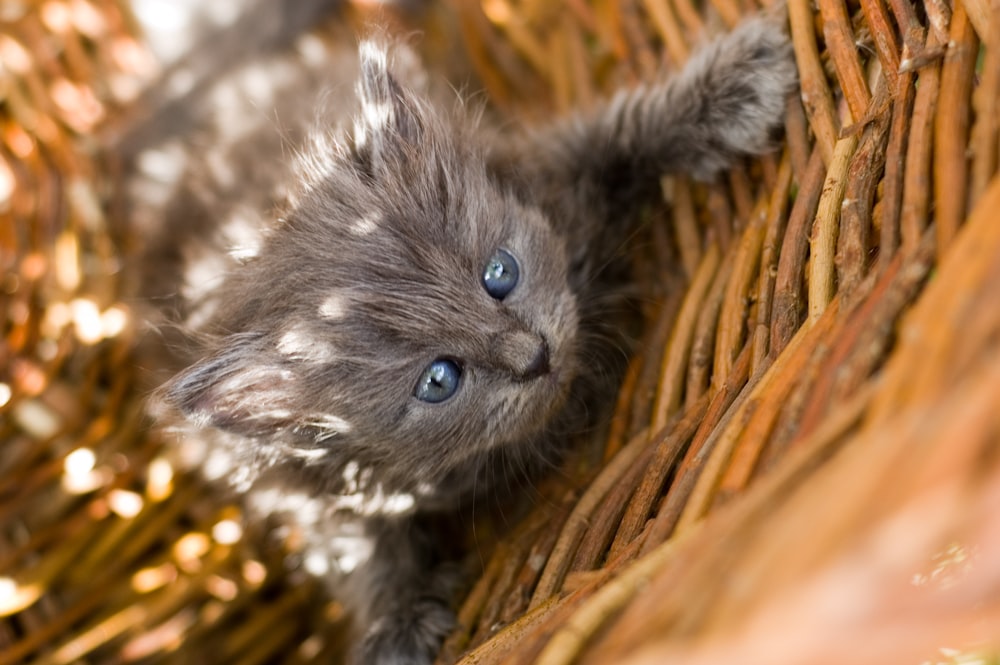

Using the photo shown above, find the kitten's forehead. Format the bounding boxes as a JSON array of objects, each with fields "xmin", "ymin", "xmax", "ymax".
[{"xmin": 285, "ymin": 177, "xmax": 517, "ymax": 284}]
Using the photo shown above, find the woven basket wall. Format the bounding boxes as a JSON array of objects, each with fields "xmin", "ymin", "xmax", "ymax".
[{"xmin": 2, "ymin": 1, "xmax": 999, "ymax": 664}]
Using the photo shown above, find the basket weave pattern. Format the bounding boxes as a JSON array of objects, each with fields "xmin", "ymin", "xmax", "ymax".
[{"xmin": 2, "ymin": 0, "xmax": 999, "ymax": 664}]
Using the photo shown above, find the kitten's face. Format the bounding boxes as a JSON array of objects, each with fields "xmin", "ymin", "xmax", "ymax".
[{"xmin": 163, "ymin": 40, "xmax": 579, "ymax": 486}]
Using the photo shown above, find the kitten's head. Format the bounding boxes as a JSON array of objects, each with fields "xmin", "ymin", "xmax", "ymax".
[{"xmin": 161, "ymin": 38, "xmax": 579, "ymax": 489}]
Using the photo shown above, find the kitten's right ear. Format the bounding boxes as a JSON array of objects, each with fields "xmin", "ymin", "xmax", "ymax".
[
  {"xmin": 162, "ymin": 334, "xmax": 298, "ymax": 438},
  {"xmin": 352, "ymin": 38, "xmax": 424, "ymax": 159}
]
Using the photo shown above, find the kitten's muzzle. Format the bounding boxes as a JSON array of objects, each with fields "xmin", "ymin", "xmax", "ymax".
[{"xmin": 491, "ymin": 330, "xmax": 551, "ymax": 381}]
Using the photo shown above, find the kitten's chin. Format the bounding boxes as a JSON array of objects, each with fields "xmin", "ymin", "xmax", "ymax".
[{"xmin": 523, "ymin": 365, "xmax": 575, "ymax": 431}]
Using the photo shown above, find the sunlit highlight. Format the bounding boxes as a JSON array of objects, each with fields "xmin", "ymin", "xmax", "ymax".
[
  {"xmin": 173, "ymin": 533, "xmax": 210, "ymax": 570},
  {"xmin": 242, "ymin": 560, "xmax": 267, "ymax": 587},
  {"xmin": 70, "ymin": 298, "xmax": 103, "ymax": 344},
  {"xmin": 62, "ymin": 447, "xmax": 109, "ymax": 494},
  {"xmin": 206, "ymin": 575, "xmax": 238, "ymax": 601},
  {"xmin": 64, "ymin": 447, "xmax": 96, "ymax": 475},
  {"xmin": 0, "ymin": 156, "xmax": 14, "ymax": 207},
  {"xmin": 41, "ymin": 2, "xmax": 72, "ymax": 33},
  {"xmin": 131, "ymin": 563, "xmax": 178, "ymax": 593},
  {"xmin": 211, "ymin": 519, "xmax": 242, "ymax": 545},
  {"xmin": 146, "ymin": 457, "xmax": 174, "ymax": 501},
  {"xmin": 108, "ymin": 489, "xmax": 144, "ymax": 518},
  {"xmin": 0, "ymin": 577, "xmax": 41, "ymax": 617}
]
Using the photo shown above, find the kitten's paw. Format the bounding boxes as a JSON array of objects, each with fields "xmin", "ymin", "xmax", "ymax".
[
  {"xmin": 352, "ymin": 600, "xmax": 454, "ymax": 665},
  {"xmin": 685, "ymin": 18, "xmax": 798, "ymax": 176}
]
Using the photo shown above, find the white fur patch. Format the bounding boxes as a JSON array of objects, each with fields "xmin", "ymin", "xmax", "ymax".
[
  {"xmin": 305, "ymin": 413, "xmax": 352, "ymax": 437},
  {"xmin": 354, "ymin": 99, "xmax": 394, "ymax": 152},
  {"xmin": 203, "ymin": 446, "xmax": 242, "ymax": 484},
  {"xmin": 252, "ymin": 408, "xmax": 292, "ymax": 420},
  {"xmin": 356, "ymin": 40, "xmax": 395, "ymax": 152},
  {"xmin": 276, "ymin": 325, "xmax": 337, "ymax": 363},
  {"xmin": 287, "ymin": 446, "xmax": 328, "ymax": 462},
  {"xmin": 359, "ymin": 40, "xmax": 388, "ymax": 74},
  {"xmin": 295, "ymin": 33, "xmax": 327, "ymax": 66},
  {"xmin": 330, "ymin": 487, "xmax": 415, "ymax": 517},
  {"xmin": 222, "ymin": 210, "xmax": 264, "ymax": 261},
  {"xmin": 318, "ymin": 293, "xmax": 347, "ymax": 320},
  {"xmin": 227, "ymin": 244, "xmax": 258, "ymax": 261},
  {"xmin": 249, "ymin": 488, "xmax": 324, "ymax": 526},
  {"xmin": 353, "ymin": 119, "xmax": 368, "ymax": 149},
  {"xmin": 238, "ymin": 64, "xmax": 276, "ymax": 104},
  {"xmin": 329, "ymin": 462, "xmax": 416, "ymax": 515},
  {"xmin": 361, "ymin": 99, "xmax": 392, "ymax": 131},
  {"xmin": 350, "ymin": 214, "xmax": 379, "ymax": 236},
  {"xmin": 329, "ymin": 532, "xmax": 374, "ymax": 574},
  {"xmin": 342, "ymin": 460, "xmax": 367, "ymax": 493},
  {"xmin": 182, "ymin": 248, "xmax": 228, "ymax": 304},
  {"xmin": 137, "ymin": 143, "xmax": 187, "ymax": 183},
  {"xmin": 295, "ymin": 130, "xmax": 348, "ymax": 191},
  {"xmin": 303, "ymin": 550, "xmax": 330, "ymax": 576}
]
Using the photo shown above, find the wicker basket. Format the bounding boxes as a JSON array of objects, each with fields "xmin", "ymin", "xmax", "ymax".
[{"xmin": 2, "ymin": 1, "xmax": 998, "ymax": 664}]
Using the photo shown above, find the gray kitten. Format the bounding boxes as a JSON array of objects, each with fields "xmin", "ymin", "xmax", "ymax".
[{"xmin": 134, "ymin": 13, "xmax": 796, "ymax": 664}]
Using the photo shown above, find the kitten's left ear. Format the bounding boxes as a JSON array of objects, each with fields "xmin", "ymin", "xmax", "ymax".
[
  {"xmin": 160, "ymin": 334, "xmax": 299, "ymax": 438},
  {"xmin": 353, "ymin": 38, "xmax": 424, "ymax": 158}
]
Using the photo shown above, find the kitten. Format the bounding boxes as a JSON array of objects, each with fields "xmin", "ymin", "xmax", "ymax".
[{"xmin": 132, "ymin": 12, "xmax": 796, "ymax": 664}]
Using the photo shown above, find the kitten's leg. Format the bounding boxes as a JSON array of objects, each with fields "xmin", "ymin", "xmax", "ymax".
[
  {"xmin": 517, "ymin": 18, "xmax": 797, "ymax": 214},
  {"xmin": 344, "ymin": 516, "xmax": 457, "ymax": 665}
]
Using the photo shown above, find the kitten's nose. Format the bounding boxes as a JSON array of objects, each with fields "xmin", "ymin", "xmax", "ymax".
[
  {"xmin": 494, "ymin": 330, "xmax": 551, "ymax": 380},
  {"xmin": 522, "ymin": 342, "xmax": 550, "ymax": 380}
]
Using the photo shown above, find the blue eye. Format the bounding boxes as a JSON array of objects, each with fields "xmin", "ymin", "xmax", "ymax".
[
  {"xmin": 414, "ymin": 359, "xmax": 462, "ymax": 403},
  {"xmin": 482, "ymin": 249, "xmax": 519, "ymax": 300}
]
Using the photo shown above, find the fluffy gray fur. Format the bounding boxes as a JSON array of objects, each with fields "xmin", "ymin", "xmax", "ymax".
[{"xmin": 135, "ymin": 15, "xmax": 796, "ymax": 664}]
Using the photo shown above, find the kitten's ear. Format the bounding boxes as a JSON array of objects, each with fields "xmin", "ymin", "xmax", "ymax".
[
  {"xmin": 162, "ymin": 334, "xmax": 297, "ymax": 438},
  {"xmin": 352, "ymin": 38, "xmax": 423, "ymax": 158}
]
